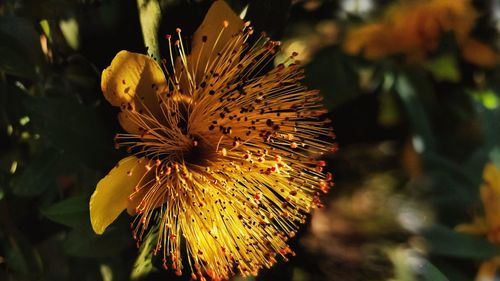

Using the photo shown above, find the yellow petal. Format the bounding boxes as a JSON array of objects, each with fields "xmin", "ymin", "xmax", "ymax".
[
  {"xmin": 481, "ymin": 163, "xmax": 500, "ymax": 235},
  {"xmin": 118, "ymin": 111, "xmax": 142, "ymax": 135},
  {"xmin": 101, "ymin": 50, "xmax": 168, "ymax": 133},
  {"xmin": 89, "ymin": 156, "xmax": 148, "ymax": 234},
  {"xmin": 475, "ymin": 257, "xmax": 500, "ymax": 281},
  {"xmin": 455, "ymin": 217, "xmax": 488, "ymax": 235},
  {"xmin": 183, "ymin": 0, "xmax": 243, "ymax": 85},
  {"xmin": 483, "ymin": 163, "xmax": 500, "ymax": 188}
]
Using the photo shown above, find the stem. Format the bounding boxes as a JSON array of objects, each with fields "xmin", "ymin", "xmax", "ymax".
[{"xmin": 136, "ymin": 0, "xmax": 162, "ymax": 59}]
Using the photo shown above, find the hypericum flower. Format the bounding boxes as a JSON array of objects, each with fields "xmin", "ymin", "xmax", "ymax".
[
  {"xmin": 456, "ymin": 162, "xmax": 500, "ymax": 281},
  {"xmin": 89, "ymin": 1, "xmax": 335, "ymax": 280},
  {"xmin": 343, "ymin": 0, "xmax": 498, "ymax": 67}
]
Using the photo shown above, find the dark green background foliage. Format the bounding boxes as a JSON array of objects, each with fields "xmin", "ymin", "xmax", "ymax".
[{"xmin": 1, "ymin": 0, "xmax": 500, "ymax": 280}]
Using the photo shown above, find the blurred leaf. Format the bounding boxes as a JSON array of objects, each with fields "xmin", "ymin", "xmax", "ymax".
[
  {"xmin": 387, "ymin": 247, "xmax": 417, "ymax": 281},
  {"xmin": 131, "ymin": 227, "xmax": 158, "ymax": 280},
  {"xmin": 42, "ymin": 195, "xmax": 90, "ymax": 229},
  {"xmin": 425, "ymin": 55, "xmax": 460, "ymax": 82},
  {"xmin": 305, "ymin": 46, "xmax": 360, "ymax": 109},
  {"xmin": 470, "ymin": 89, "xmax": 499, "ymax": 110},
  {"xmin": 59, "ymin": 17, "xmax": 80, "ymax": 50},
  {"xmin": 23, "ymin": 96, "xmax": 116, "ymax": 169},
  {"xmin": 0, "ymin": 82, "xmax": 27, "ymax": 126},
  {"xmin": 10, "ymin": 148, "xmax": 60, "ymax": 197},
  {"xmin": 4, "ymin": 237, "xmax": 30, "ymax": 274},
  {"xmin": 425, "ymin": 169, "xmax": 478, "ymax": 224},
  {"xmin": 424, "ymin": 152, "xmax": 478, "ymax": 187},
  {"xmin": 475, "ymin": 96, "xmax": 500, "ymax": 147},
  {"xmin": 378, "ymin": 89, "xmax": 401, "ymax": 127},
  {"xmin": 422, "ymin": 224, "xmax": 500, "ymax": 259},
  {"xmin": 3, "ymin": 233, "xmax": 43, "ymax": 276},
  {"xmin": 245, "ymin": 0, "xmax": 291, "ymax": 39},
  {"xmin": 137, "ymin": 0, "xmax": 162, "ymax": 59},
  {"xmin": 490, "ymin": 147, "xmax": 500, "ymax": 167},
  {"xmin": 63, "ymin": 218, "xmax": 132, "ymax": 258},
  {"xmin": 417, "ymin": 260, "xmax": 449, "ymax": 281},
  {"xmin": 395, "ymin": 72, "xmax": 436, "ymax": 152},
  {"xmin": 431, "ymin": 260, "xmax": 470, "ymax": 281},
  {"xmin": 40, "ymin": 19, "xmax": 51, "ymax": 41},
  {"xmin": 0, "ymin": 16, "xmax": 44, "ymax": 78},
  {"xmin": 0, "ymin": 30, "xmax": 37, "ymax": 79}
]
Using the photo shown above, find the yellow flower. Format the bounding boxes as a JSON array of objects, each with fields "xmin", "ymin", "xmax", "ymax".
[
  {"xmin": 456, "ymin": 163, "xmax": 500, "ymax": 281},
  {"xmin": 343, "ymin": 0, "xmax": 498, "ymax": 67},
  {"xmin": 89, "ymin": 1, "xmax": 335, "ymax": 280}
]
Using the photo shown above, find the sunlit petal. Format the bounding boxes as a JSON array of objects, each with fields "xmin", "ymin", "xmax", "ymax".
[{"xmin": 90, "ymin": 156, "xmax": 148, "ymax": 234}]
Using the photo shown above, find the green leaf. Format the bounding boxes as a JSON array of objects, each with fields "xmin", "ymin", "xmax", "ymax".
[
  {"xmin": 0, "ymin": 82, "xmax": 28, "ymax": 128},
  {"xmin": 470, "ymin": 89, "xmax": 499, "ymax": 110},
  {"xmin": 63, "ymin": 217, "xmax": 133, "ymax": 258},
  {"xmin": 422, "ymin": 224, "xmax": 500, "ymax": 259},
  {"xmin": 430, "ymin": 260, "xmax": 470, "ymax": 281},
  {"xmin": 10, "ymin": 148, "xmax": 60, "ymax": 197},
  {"xmin": 474, "ymin": 95, "xmax": 500, "ymax": 147},
  {"xmin": 245, "ymin": 0, "xmax": 292, "ymax": 38},
  {"xmin": 2, "ymin": 233, "xmax": 43, "ymax": 276},
  {"xmin": 417, "ymin": 260, "xmax": 450, "ymax": 281},
  {"xmin": 42, "ymin": 195, "xmax": 90, "ymax": 229},
  {"xmin": 39, "ymin": 19, "xmax": 51, "ymax": 41},
  {"xmin": 137, "ymin": 0, "xmax": 162, "ymax": 59},
  {"xmin": 304, "ymin": 46, "xmax": 361, "ymax": 109},
  {"xmin": 378, "ymin": 88, "xmax": 401, "ymax": 127},
  {"xmin": 59, "ymin": 17, "xmax": 80, "ymax": 50},
  {"xmin": 131, "ymin": 227, "xmax": 158, "ymax": 280},
  {"xmin": 490, "ymin": 147, "xmax": 500, "ymax": 167},
  {"xmin": 425, "ymin": 55, "xmax": 460, "ymax": 82},
  {"xmin": 23, "ymin": 96, "xmax": 116, "ymax": 169},
  {"xmin": 0, "ymin": 30, "xmax": 37, "ymax": 79},
  {"xmin": 395, "ymin": 72, "xmax": 436, "ymax": 152},
  {"xmin": 0, "ymin": 16, "xmax": 44, "ymax": 79}
]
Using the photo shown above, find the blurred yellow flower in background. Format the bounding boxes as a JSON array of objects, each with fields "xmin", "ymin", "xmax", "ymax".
[
  {"xmin": 343, "ymin": 0, "xmax": 498, "ymax": 67},
  {"xmin": 88, "ymin": 1, "xmax": 335, "ymax": 280},
  {"xmin": 456, "ymin": 163, "xmax": 500, "ymax": 281}
]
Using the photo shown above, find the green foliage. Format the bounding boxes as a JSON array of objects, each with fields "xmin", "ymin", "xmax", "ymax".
[
  {"xmin": 0, "ymin": 16, "xmax": 44, "ymax": 79},
  {"xmin": 305, "ymin": 46, "xmax": 361, "ymax": 109},
  {"xmin": 23, "ymin": 96, "xmax": 116, "ymax": 169},
  {"xmin": 130, "ymin": 227, "xmax": 158, "ymax": 280},
  {"xmin": 63, "ymin": 224, "xmax": 132, "ymax": 258},
  {"xmin": 425, "ymin": 55, "xmax": 461, "ymax": 82},
  {"xmin": 10, "ymin": 148, "xmax": 61, "ymax": 196},
  {"xmin": 423, "ymin": 225, "xmax": 500, "ymax": 259},
  {"xmin": 418, "ymin": 260, "xmax": 450, "ymax": 281},
  {"xmin": 42, "ymin": 195, "xmax": 90, "ymax": 229}
]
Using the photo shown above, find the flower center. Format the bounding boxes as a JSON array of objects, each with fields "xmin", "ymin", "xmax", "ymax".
[
  {"xmin": 116, "ymin": 95, "xmax": 216, "ymax": 167},
  {"xmin": 182, "ymin": 135, "xmax": 216, "ymax": 167}
]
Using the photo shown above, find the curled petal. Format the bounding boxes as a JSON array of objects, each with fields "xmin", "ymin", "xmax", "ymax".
[{"xmin": 101, "ymin": 50, "xmax": 168, "ymax": 133}]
